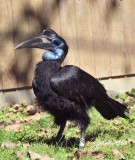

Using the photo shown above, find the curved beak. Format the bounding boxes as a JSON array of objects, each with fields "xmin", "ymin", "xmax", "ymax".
[{"xmin": 14, "ymin": 35, "xmax": 55, "ymax": 51}]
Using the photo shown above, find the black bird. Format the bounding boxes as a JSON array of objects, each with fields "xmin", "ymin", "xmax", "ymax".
[{"xmin": 15, "ymin": 28, "xmax": 128, "ymax": 148}]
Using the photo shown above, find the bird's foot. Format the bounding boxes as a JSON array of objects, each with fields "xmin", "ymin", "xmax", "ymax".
[
  {"xmin": 79, "ymin": 138, "xmax": 85, "ymax": 149},
  {"xmin": 48, "ymin": 135, "xmax": 65, "ymax": 145}
]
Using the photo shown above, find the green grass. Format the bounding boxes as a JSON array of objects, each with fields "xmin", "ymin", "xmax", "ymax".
[{"xmin": 0, "ymin": 105, "xmax": 135, "ymax": 160}]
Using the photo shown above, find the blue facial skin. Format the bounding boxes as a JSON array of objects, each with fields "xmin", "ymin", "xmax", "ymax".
[
  {"xmin": 42, "ymin": 37, "xmax": 65, "ymax": 61},
  {"xmin": 42, "ymin": 49, "xmax": 64, "ymax": 61}
]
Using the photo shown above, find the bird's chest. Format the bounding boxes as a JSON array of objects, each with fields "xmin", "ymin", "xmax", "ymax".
[
  {"xmin": 33, "ymin": 61, "xmax": 58, "ymax": 88},
  {"xmin": 33, "ymin": 77, "xmax": 65, "ymax": 115},
  {"xmin": 32, "ymin": 61, "xmax": 61, "ymax": 104},
  {"xmin": 32, "ymin": 73, "xmax": 55, "ymax": 100}
]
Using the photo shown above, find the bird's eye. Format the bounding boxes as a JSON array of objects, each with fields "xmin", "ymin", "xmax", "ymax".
[{"xmin": 53, "ymin": 40, "xmax": 60, "ymax": 46}]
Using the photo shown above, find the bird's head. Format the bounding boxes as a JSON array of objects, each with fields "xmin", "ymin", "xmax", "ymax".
[{"xmin": 15, "ymin": 28, "xmax": 68, "ymax": 63}]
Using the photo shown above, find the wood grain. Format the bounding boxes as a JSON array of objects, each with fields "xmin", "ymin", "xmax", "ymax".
[
  {"xmin": 12, "ymin": 0, "xmax": 34, "ymax": 88},
  {"xmin": 59, "ymin": 0, "xmax": 79, "ymax": 67},
  {"xmin": 27, "ymin": 0, "xmax": 45, "ymax": 73},
  {"xmin": 0, "ymin": 0, "xmax": 135, "ymax": 90},
  {"xmin": 107, "ymin": 0, "xmax": 126, "ymax": 76},
  {"xmin": 75, "ymin": 0, "xmax": 96, "ymax": 76},
  {"xmin": 122, "ymin": 0, "xmax": 135, "ymax": 75},
  {"xmin": 89, "ymin": 0, "xmax": 111, "ymax": 78},
  {"xmin": 0, "ymin": 0, "xmax": 17, "ymax": 89}
]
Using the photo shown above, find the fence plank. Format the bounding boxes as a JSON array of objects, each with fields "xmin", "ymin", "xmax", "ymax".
[
  {"xmin": 0, "ymin": 0, "xmax": 17, "ymax": 90},
  {"xmin": 107, "ymin": 0, "xmax": 126, "ymax": 76},
  {"xmin": 131, "ymin": 1, "xmax": 135, "ymax": 74},
  {"xmin": 27, "ymin": 0, "xmax": 61, "ymax": 69},
  {"xmin": 12, "ymin": 0, "xmax": 33, "ymax": 88},
  {"xmin": 123, "ymin": 0, "xmax": 135, "ymax": 75},
  {"xmin": 59, "ymin": 0, "xmax": 79, "ymax": 66},
  {"xmin": 75, "ymin": 0, "xmax": 96, "ymax": 76},
  {"xmin": 26, "ymin": 0, "xmax": 45, "ymax": 71},
  {"xmin": 42, "ymin": 0, "xmax": 61, "ymax": 34},
  {"xmin": 89, "ymin": 0, "xmax": 111, "ymax": 78}
]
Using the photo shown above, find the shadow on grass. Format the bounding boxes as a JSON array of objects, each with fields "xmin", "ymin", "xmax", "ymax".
[{"xmin": 42, "ymin": 133, "xmax": 100, "ymax": 148}]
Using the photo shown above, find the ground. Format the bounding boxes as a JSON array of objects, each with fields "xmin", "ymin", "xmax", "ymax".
[{"xmin": 0, "ymin": 91, "xmax": 135, "ymax": 160}]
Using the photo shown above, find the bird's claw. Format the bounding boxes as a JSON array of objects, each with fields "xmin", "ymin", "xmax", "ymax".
[
  {"xmin": 79, "ymin": 138, "xmax": 85, "ymax": 149},
  {"xmin": 48, "ymin": 135, "xmax": 65, "ymax": 145}
]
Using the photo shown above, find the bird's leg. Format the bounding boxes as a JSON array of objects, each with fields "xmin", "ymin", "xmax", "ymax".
[
  {"xmin": 55, "ymin": 122, "xmax": 66, "ymax": 141},
  {"xmin": 79, "ymin": 128, "xmax": 86, "ymax": 148},
  {"xmin": 50, "ymin": 121, "xmax": 66, "ymax": 145},
  {"xmin": 78, "ymin": 112, "xmax": 90, "ymax": 148}
]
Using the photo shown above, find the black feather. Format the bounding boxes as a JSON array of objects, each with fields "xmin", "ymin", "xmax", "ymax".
[
  {"xmin": 94, "ymin": 97, "xmax": 128, "ymax": 119},
  {"xmin": 33, "ymin": 61, "xmax": 128, "ymax": 124}
]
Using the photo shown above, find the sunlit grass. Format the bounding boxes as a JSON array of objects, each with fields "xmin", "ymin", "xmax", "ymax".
[{"xmin": 0, "ymin": 105, "xmax": 134, "ymax": 160}]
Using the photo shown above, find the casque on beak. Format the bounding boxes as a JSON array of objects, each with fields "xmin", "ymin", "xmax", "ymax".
[
  {"xmin": 14, "ymin": 35, "xmax": 55, "ymax": 51},
  {"xmin": 14, "ymin": 28, "xmax": 68, "ymax": 61}
]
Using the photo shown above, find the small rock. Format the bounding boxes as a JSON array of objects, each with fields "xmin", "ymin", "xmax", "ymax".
[
  {"xmin": 75, "ymin": 149, "xmax": 83, "ymax": 160},
  {"xmin": 112, "ymin": 149, "xmax": 126, "ymax": 160},
  {"xmin": 1, "ymin": 141, "xmax": 17, "ymax": 149},
  {"xmin": 0, "ymin": 122, "xmax": 5, "ymax": 129},
  {"xmin": 21, "ymin": 101, "xmax": 28, "ymax": 107},
  {"xmin": 4, "ymin": 124, "xmax": 23, "ymax": 132},
  {"xmin": 124, "ymin": 96, "xmax": 134, "ymax": 105},
  {"xmin": 16, "ymin": 151, "xmax": 26, "ymax": 160},
  {"xmin": 37, "ymin": 131, "xmax": 46, "ymax": 138},
  {"xmin": 28, "ymin": 150, "xmax": 54, "ymax": 160},
  {"xmin": 13, "ymin": 104, "xmax": 21, "ymax": 110},
  {"xmin": 13, "ymin": 117, "xmax": 23, "ymax": 124},
  {"xmin": 13, "ymin": 104, "xmax": 23, "ymax": 113},
  {"xmin": 25, "ymin": 113, "xmax": 41, "ymax": 123},
  {"xmin": 111, "ymin": 119, "xmax": 121, "ymax": 126},
  {"xmin": 24, "ymin": 105, "xmax": 37, "ymax": 115},
  {"xmin": 126, "ymin": 138, "xmax": 135, "ymax": 144},
  {"xmin": 22, "ymin": 143, "xmax": 30, "ymax": 149}
]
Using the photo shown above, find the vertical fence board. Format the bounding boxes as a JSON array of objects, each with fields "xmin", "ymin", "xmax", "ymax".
[
  {"xmin": 107, "ymin": 0, "xmax": 126, "ymax": 76},
  {"xmin": 27, "ymin": 0, "xmax": 45, "ymax": 70},
  {"xmin": 131, "ymin": 1, "xmax": 135, "ymax": 74},
  {"xmin": 28, "ymin": 0, "xmax": 61, "ymax": 69},
  {"xmin": 89, "ymin": 0, "xmax": 111, "ymax": 78},
  {"xmin": 12, "ymin": 0, "xmax": 33, "ymax": 88},
  {"xmin": 42, "ymin": 0, "xmax": 61, "ymax": 33},
  {"xmin": 75, "ymin": 0, "xmax": 95, "ymax": 75},
  {"xmin": 123, "ymin": 0, "xmax": 135, "ymax": 74},
  {"xmin": 0, "ymin": 0, "xmax": 17, "ymax": 89},
  {"xmin": 59, "ymin": 0, "xmax": 79, "ymax": 66}
]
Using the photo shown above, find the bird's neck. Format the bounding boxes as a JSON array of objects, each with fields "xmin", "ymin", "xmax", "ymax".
[
  {"xmin": 35, "ymin": 60, "xmax": 61, "ymax": 81},
  {"xmin": 42, "ymin": 49, "xmax": 66, "ymax": 64}
]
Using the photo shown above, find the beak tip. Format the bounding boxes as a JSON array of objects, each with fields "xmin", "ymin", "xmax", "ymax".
[{"xmin": 14, "ymin": 44, "xmax": 21, "ymax": 50}]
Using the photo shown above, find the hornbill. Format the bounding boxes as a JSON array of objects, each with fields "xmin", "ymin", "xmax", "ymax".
[{"xmin": 15, "ymin": 28, "xmax": 128, "ymax": 148}]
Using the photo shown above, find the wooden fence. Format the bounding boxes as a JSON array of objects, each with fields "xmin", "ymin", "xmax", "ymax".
[{"xmin": 0, "ymin": 0, "xmax": 135, "ymax": 90}]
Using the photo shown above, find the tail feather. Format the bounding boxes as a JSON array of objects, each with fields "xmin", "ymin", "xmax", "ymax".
[{"xmin": 95, "ymin": 98, "xmax": 128, "ymax": 120}]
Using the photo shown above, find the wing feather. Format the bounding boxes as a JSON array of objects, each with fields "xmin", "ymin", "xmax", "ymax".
[{"xmin": 51, "ymin": 65, "xmax": 108, "ymax": 105}]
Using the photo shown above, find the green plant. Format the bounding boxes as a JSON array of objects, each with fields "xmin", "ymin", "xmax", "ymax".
[
  {"xmin": 126, "ymin": 88, "xmax": 135, "ymax": 98},
  {"xmin": 114, "ymin": 93, "xmax": 128, "ymax": 101}
]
